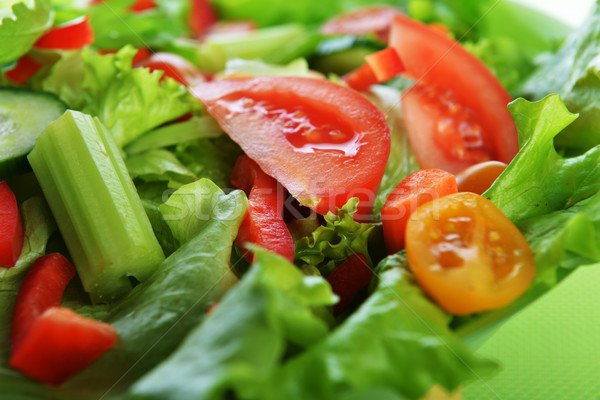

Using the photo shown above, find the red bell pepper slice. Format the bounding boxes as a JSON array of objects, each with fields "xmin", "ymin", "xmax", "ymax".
[
  {"xmin": 381, "ymin": 169, "xmax": 457, "ymax": 254},
  {"xmin": 10, "ymin": 253, "xmax": 118, "ymax": 386},
  {"xmin": 189, "ymin": 0, "xmax": 218, "ymax": 38},
  {"xmin": 0, "ymin": 181, "xmax": 24, "ymax": 267},
  {"xmin": 34, "ymin": 17, "xmax": 94, "ymax": 50},
  {"xmin": 326, "ymin": 254, "xmax": 372, "ymax": 316},
  {"xmin": 129, "ymin": 0, "xmax": 156, "ymax": 12},
  {"xmin": 231, "ymin": 155, "xmax": 294, "ymax": 263},
  {"xmin": 4, "ymin": 55, "xmax": 43, "ymax": 85},
  {"xmin": 343, "ymin": 47, "xmax": 404, "ymax": 91}
]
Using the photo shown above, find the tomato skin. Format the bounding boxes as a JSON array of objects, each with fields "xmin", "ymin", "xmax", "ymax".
[
  {"xmin": 135, "ymin": 52, "xmax": 205, "ymax": 86},
  {"xmin": 34, "ymin": 17, "xmax": 94, "ymax": 50},
  {"xmin": 381, "ymin": 169, "xmax": 457, "ymax": 254},
  {"xmin": 321, "ymin": 5, "xmax": 403, "ymax": 42},
  {"xmin": 405, "ymin": 192, "xmax": 535, "ymax": 315},
  {"xmin": 390, "ymin": 15, "xmax": 518, "ymax": 172},
  {"xmin": 0, "ymin": 181, "xmax": 24, "ymax": 267},
  {"xmin": 456, "ymin": 161, "xmax": 507, "ymax": 195},
  {"xmin": 192, "ymin": 77, "xmax": 390, "ymax": 219},
  {"xmin": 231, "ymin": 155, "xmax": 294, "ymax": 263}
]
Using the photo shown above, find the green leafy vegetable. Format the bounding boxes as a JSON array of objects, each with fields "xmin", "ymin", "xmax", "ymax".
[
  {"xmin": 257, "ymin": 258, "xmax": 495, "ymax": 400},
  {"xmin": 0, "ymin": 0, "xmax": 53, "ymax": 66},
  {"xmin": 126, "ymin": 149, "xmax": 198, "ymax": 188},
  {"xmin": 294, "ymin": 197, "xmax": 373, "ymax": 274},
  {"xmin": 520, "ymin": 2, "xmax": 600, "ymax": 150},
  {"xmin": 128, "ymin": 247, "xmax": 336, "ymax": 400}
]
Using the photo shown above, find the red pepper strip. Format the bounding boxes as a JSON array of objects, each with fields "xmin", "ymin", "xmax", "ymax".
[
  {"xmin": 10, "ymin": 253, "xmax": 118, "ymax": 386},
  {"xmin": 34, "ymin": 17, "xmax": 94, "ymax": 50},
  {"xmin": 189, "ymin": 0, "xmax": 218, "ymax": 38},
  {"xmin": 10, "ymin": 307, "xmax": 118, "ymax": 386},
  {"xmin": 0, "ymin": 181, "xmax": 24, "ymax": 267},
  {"xmin": 231, "ymin": 155, "xmax": 294, "ymax": 263},
  {"xmin": 381, "ymin": 169, "xmax": 457, "ymax": 254},
  {"xmin": 326, "ymin": 254, "xmax": 372, "ymax": 316},
  {"xmin": 129, "ymin": 0, "xmax": 156, "ymax": 12},
  {"xmin": 365, "ymin": 47, "xmax": 404, "ymax": 81},
  {"xmin": 4, "ymin": 55, "xmax": 43, "ymax": 85},
  {"xmin": 342, "ymin": 47, "xmax": 404, "ymax": 91}
]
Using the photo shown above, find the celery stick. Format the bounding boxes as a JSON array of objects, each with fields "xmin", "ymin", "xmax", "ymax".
[{"xmin": 28, "ymin": 110, "xmax": 165, "ymax": 303}]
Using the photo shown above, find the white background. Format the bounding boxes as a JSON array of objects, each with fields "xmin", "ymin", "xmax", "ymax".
[{"xmin": 514, "ymin": 0, "xmax": 596, "ymax": 26}]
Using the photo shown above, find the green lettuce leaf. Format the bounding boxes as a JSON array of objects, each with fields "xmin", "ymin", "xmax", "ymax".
[
  {"xmin": 520, "ymin": 2, "xmax": 600, "ymax": 151},
  {"xmin": 41, "ymin": 47, "xmax": 195, "ymax": 146},
  {"xmin": 0, "ymin": 0, "xmax": 53, "ymax": 66},
  {"xmin": 256, "ymin": 257, "xmax": 495, "ymax": 400},
  {"xmin": 484, "ymin": 95, "xmax": 600, "ymax": 223},
  {"xmin": 87, "ymin": 0, "xmax": 188, "ymax": 49},
  {"xmin": 159, "ymin": 178, "xmax": 247, "ymax": 245},
  {"xmin": 128, "ymin": 248, "xmax": 336, "ymax": 400},
  {"xmin": 294, "ymin": 197, "xmax": 374, "ymax": 274},
  {"xmin": 126, "ymin": 149, "xmax": 198, "ymax": 188}
]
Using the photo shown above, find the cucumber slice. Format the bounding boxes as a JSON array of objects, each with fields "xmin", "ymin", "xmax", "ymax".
[{"xmin": 0, "ymin": 89, "xmax": 67, "ymax": 179}]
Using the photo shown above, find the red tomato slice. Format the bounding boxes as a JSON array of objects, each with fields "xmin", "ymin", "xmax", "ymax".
[
  {"xmin": 321, "ymin": 5, "xmax": 403, "ymax": 42},
  {"xmin": 192, "ymin": 77, "xmax": 390, "ymax": 219},
  {"xmin": 129, "ymin": 0, "xmax": 155, "ymax": 12},
  {"xmin": 34, "ymin": 17, "xmax": 94, "ymax": 50},
  {"xmin": 135, "ymin": 52, "xmax": 205, "ymax": 86},
  {"xmin": 389, "ymin": 15, "xmax": 518, "ymax": 174},
  {"xmin": 4, "ymin": 55, "xmax": 43, "ymax": 85}
]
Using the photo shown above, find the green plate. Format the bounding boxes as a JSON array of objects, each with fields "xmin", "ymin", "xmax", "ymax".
[{"xmin": 463, "ymin": 265, "xmax": 600, "ymax": 399}]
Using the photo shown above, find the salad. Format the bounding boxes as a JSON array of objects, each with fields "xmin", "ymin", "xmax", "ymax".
[{"xmin": 1, "ymin": 0, "xmax": 599, "ymax": 398}]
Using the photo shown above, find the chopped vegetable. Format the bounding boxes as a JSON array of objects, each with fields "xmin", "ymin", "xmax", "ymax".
[
  {"xmin": 456, "ymin": 160, "xmax": 507, "ymax": 195},
  {"xmin": 381, "ymin": 169, "xmax": 457, "ymax": 254},
  {"xmin": 406, "ymin": 192, "xmax": 535, "ymax": 315},
  {"xmin": 326, "ymin": 253, "xmax": 372, "ymax": 316},
  {"xmin": 4, "ymin": 54, "xmax": 42, "ymax": 84},
  {"xmin": 231, "ymin": 155, "xmax": 294, "ymax": 262},
  {"xmin": 28, "ymin": 110, "xmax": 165, "ymax": 303},
  {"xmin": 33, "ymin": 17, "xmax": 94, "ymax": 50},
  {"xmin": 192, "ymin": 76, "xmax": 390, "ymax": 218},
  {"xmin": 342, "ymin": 47, "xmax": 404, "ymax": 91},
  {"xmin": 320, "ymin": 5, "xmax": 402, "ymax": 42},
  {"xmin": 0, "ymin": 181, "xmax": 24, "ymax": 268},
  {"xmin": 10, "ymin": 253, "xmax": 118, "ymax": 386}
]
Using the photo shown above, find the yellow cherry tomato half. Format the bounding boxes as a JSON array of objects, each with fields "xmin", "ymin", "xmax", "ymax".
[
  {"xmin": 405, "ymin": 192, "xmax": 535, "ymax": 315},
  {"xmin": 456, "ymin": 160, "xmax": 507, "ymax": 195}
]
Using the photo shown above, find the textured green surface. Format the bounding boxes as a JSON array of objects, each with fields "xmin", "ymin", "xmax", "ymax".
[{"xmin": 464, "ymin": 265, "xmax": 600, "ymax": 400}]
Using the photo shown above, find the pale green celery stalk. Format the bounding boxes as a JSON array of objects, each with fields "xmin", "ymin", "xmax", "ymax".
[
  {"xmin": 124, "ymin": 116, "xmax": 222, "ymax": 155},
  {"xmin": 196, "ymin": 24, "xmax": 307, "ymax": 72},
  {"xmin": 28, "ymin": 110, "xmax": 165, "ymax": 303}
]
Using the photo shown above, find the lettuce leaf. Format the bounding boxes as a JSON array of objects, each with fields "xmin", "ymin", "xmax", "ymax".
[
  {"xmin": 294, "ymin": 197, "xmax": 373, "ymax": 274},
  {"xmin": 41, "ymin": 47, "xmax": 195, "ymax": 147},
  {"xmin": 0, "ymin": 0, "xmax": 53, "ymax": 66},
  {"xmin": 126, "ymin": 149, "xmax": 198, "ymax": 188},
  {"xmin": 128, "ymin": 248, "xmax": 336, "ymax": 400},
  {"xmin": 520, "ymin": 2, "xmax": 600, "ymax": 151},
  {"xmin": 256, "ymin": 258, "xmax": 495, "ymax": 400}
]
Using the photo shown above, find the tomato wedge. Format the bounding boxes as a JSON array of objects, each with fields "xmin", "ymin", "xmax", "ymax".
[
  {"xmin": 389, "ymin": 15, "xmax": 518, "ymax": 174},
  {"xmin": 405, "ymin": 192, "xmax": 535, "ymax": 315},
  {"xmin": 231, "ymin": 155, "xmax": 294, "ymax": 263},
  {"xmin": 5, "ymin": 55, "xmax": 43, "ymax": 85},
  {"xmin": 192, "ymin": 77, "xmax": 390, "ymax": 219},
  {"xmin": 189, "ymin": 0, "xmax": 218, "ymax": 37},
  {"xmin": 34, "ymin": 17, "xmax": 94, "ymax": 50},
  {"xmin": 321, "ymin": 5, "xmax": 403, "ymax": 42}
]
